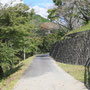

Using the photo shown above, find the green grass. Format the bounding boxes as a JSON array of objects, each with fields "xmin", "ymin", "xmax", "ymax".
[
  {"xmin": 67, "ymin": 23, "xmax": 90, "ymax": 35},
  {"xmin": 0, "ymin": 56, "xmax": 36, "ymax": 90},
  {"xmin": 57, "ymin": 62, "xmax": 84, "ymax": 82}
]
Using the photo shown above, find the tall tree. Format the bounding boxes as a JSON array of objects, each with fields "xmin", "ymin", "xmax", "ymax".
[
  {"xmin": 48, "ymin": 0, "xmax": 79, "ymax": 30},
  {"xmin": 0, "ymin": 3, "xmax": 30, "ymax": 78},
  {"xmin": 48, "ymin": 0, "xmax": 90, "ymax": 31},
  {"xmin": 75, "ymin": 0, "xmax": 90, "ymax": 24}
]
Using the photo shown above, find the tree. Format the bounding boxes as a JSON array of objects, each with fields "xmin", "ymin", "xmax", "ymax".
[
  {"xmin": 48, "ymin": 0, "xmax": 81, "ymax": 31},
  {"xmin": 48, "ymin": 0, "xmax": 90, "ymax": 31},
  {"xmin": 0, "ymin": 42, "xmax": 16, "ymax": 78},
  {"xmin": 75, "ymin": 0, "xmax": 90, "ymax": 24},
  {"xmin": 29, "ymin": 9, "xmax": 35, "ymax": 19},
  {"xmin": 0, "ymin": 1, "xmax": 52, "ymax": 78},
  {"xmin": 0, "ymin": 3, "xmax": 30, "ymax": 78}
]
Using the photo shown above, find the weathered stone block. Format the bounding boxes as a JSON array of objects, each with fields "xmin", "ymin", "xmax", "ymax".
[{"xmin": 50, "ymin": 30, "xmax": 90, "ymax": 65}]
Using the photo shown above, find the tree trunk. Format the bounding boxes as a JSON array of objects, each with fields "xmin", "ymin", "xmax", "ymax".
[
  {"xmin": 0, "ymin": 66, "xmax": 3, "ymax": 79},
  {"xmin": 9, "ymin": 61, "xmax": 13, "ymax": 70}
]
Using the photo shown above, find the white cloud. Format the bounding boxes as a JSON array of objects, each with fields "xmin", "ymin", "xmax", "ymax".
[
  {"xmin": 38, "ymin": 3, "xmax": 55, "ymax": 9},
  {"xmin": 0, "ymin": 0, "xmax": 23, "ymax": 5},
  {"xmin": 33, "ymin": 6, "xmax": 49, "ymax": 19},
  {"xmin": 0, "ymin": 0, "xmax": 53, "ymax": 19},
  {"xmin": 32, "ymin": 3, "xmax": 55, "ymax": 18}
]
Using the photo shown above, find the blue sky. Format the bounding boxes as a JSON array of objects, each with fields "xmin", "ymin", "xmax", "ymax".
[
  {"xmin": 23, "ymin": 0, "xmax": 54, "ymax": 18},
  {"xmin": 23, "ymin": 0, "xmax": 53, "ymax": 7},
  {"xmin": 0, "ymin": 0, "xmax": 54, "ymax": 18}
]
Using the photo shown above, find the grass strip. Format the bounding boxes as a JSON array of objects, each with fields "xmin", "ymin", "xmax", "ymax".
[
  {"xmin": 67, "ymin": 23, "xmax": 90, "ymax": 35},
  {"xmin": 0, "ymin": 55, "xmax": 36, "ymax": 90},
  {"xmin": 57, "ymin": 62, "xmax": 84, "ymax": 82}
]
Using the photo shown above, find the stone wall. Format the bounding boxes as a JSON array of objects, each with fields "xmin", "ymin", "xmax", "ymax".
[{"xmin": 50, "ymin": 30, "xmax": 90, "ymax": 65}]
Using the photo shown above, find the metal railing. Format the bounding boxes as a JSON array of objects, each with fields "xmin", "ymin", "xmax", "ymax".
[{"xmin": 84, "ymin": 58, "xmax": 90, "ymax": 89}]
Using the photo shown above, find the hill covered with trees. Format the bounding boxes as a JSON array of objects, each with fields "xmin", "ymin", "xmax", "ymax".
[{"xmin": 33, "ymin": 15, "xmax": 49, "ymax": 23}]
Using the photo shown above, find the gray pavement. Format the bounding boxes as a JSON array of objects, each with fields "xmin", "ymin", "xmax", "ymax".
[{"xmin": 13, "ymin": 54, "xmax": 88, "ymax": 90}]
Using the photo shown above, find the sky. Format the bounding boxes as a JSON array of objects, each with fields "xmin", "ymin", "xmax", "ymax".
[
  {"xmin": 0, "ymin": 0, "xmax": 23, "ymax": 5},
  {"xmin": 23, "ymin": 0, "xmax": 54, "ymax": 18},
  {"xmin": 0, "ymin": 0, "xmax": 54, "ymax": 18}
]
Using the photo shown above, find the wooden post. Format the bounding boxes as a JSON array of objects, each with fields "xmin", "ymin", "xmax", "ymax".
[{"xmin": 24, "ymin": 47, "xmax": 26, "ymax": 60}]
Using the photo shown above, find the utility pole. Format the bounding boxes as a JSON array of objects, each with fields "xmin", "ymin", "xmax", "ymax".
[{"xmin": 24, "ymin": 47, "xmax": 26, "ymax": 60}]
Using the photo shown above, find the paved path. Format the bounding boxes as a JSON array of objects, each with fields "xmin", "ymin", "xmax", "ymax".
[{"xmin": 13, "ymin": 54, "xmax": 88, "ymax": 90}]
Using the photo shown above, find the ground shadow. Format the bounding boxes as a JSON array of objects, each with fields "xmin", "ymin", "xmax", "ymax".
[
  {"xmin": 2, "ymin": 63, "xmax": 23, "ymax": 79},
  {"xmin": 36, "ymin": 54, "xmax": 49, "ymax": 57},
  {"xmin": 22, "ymin": 54, "xmax": 54, "ymax": 78}
]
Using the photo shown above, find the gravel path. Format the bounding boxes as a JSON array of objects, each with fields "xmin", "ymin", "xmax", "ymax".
[{"xmin": 13, "ymin": 54, "xmax": 88, "ymax": 90}]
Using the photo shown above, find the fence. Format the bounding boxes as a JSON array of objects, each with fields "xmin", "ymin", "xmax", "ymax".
[{"xmin": 84, "ymin": 58, "xmax": 90, "ymax": 89}]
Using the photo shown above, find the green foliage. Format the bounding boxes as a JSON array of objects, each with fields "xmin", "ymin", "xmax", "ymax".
[
  {"xmin": 48, "ymin": 9, "xmax": 58, "ymax": 21},
  {"xmin": 67, "ymin": 22, "xmax": 90, "ymax": 35},
  {"xmin": 39, "ymin": 30, "xmax": 66, "ymax": 53},
  {"xmin": 29, "ymin": 9, "xmax": 35, "ymax": 19},
  {"xmin": 75, "ymin": 0, "xmax": 90, "ymax": 24},
  {"xmin": 0, "ymin": 56, "xmax": 35, "ymax": 90},
  {"xmin": 0, "ymin": 3, "xmax": 40, "ymax": 78},
  {"xmin": 53, "ymin": 0, "xmax": 62, "ymax": 6},
  {"xmin": 14, "ymin": 3, "xmax": 29, "ymax": 12},
  {"xmin": 48, "ymin": 0, "xmax": 90, "ymax": 31},
  {"xmin": 39, "ymin": 35, "xmax": 56, "ymax": 53},
  {"xmin": 0, "ymin": 43, "xmax": 14, "ymax": 64},
  {"xmin": 33, "ymin": 15, "xmax": 49, "ymax": 23},
  {"xmin": 0, "ymin": 2, "xmax": 66, "ymax": 79}
]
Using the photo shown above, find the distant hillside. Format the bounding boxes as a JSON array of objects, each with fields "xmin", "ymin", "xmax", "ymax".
[{"xmin": 33, "ymin": 15, "xmax": 49, "ymax": 23}]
